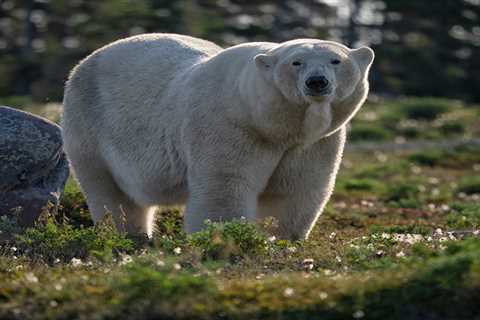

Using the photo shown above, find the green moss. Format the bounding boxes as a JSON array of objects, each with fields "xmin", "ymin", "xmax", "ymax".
[
  {"xmin": 399, "ymin": 97, "xmax": 452, "ymax": 120},
  {"xmin": 340, "ymin": 178, "xmax": 385, "ymax": 192},
  {"xmin": 349, "ymin": 124, "xmax": 391, "ymax": 142},
  {"xmin": 457, "ymin": 176, "xmax": 480, "ymax": 195},
  {"xmin": 369, "ymin": 224, "xmax": 432, "ymax": 236},
  {"xmin": 354, "ymin": 161, "xmax": 410, "ymax": 179},
  {"xmin": 187, "ymin": 219, "xmax": 271, "ymax": 261},
  {"xmin": 115, "ymin": 262, "xmax": 215, "ymax": 319},
  {"xmin": 59, "ymin": 178, "xmax": 92, "ymax": 227},
  {"xmin": 408, "ymin": 150, "xmax": 443, "ymax": 166},
  {"xmin": 439, "ymin": 121, "xmax": 465, "ymax": 135},
  {"xmin": 15, "ymin": 212, "xmax": 134, "ymax": 263},
  {"xmin": 384, "ymin": 183, "xmax": 422, "ymax": 208},
  {"xmin": 153, "ymin": 209, "xmax": 187, "ymax": 252},
  {"xmin": 447, "ymin": 203, "xmax": 480, "ymax": 229}
]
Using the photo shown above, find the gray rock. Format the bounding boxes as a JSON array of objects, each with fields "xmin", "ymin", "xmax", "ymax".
[{"xmin": 0, "ymin": 105, "xmax": 69, "ymax": 225}]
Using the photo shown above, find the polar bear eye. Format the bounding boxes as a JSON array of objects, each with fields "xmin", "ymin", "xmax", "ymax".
[
  {"xmin": 331, "ymin": 59, "xmax": 341, "ymax": 65},
  {"xmin": 292, "ymin": 61, "xmax": 302, "ymax": 66}
]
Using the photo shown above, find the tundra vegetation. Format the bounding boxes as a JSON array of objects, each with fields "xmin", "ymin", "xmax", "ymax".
[{"xmin": 1, "ymin": 97, "xmax": 480, "ymax": 320}]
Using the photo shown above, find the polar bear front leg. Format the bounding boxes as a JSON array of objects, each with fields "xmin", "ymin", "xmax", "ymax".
[
  {"xmin": 185, "ymin": 172, "xmax": 259, "ymax": 233},
  {"xmin": 183, "ymin": 125, "xmax": 283, "ymax": 234},
  {"xmin": 258, "ymin": 127, "xmax": 346, "ymax": 240}
]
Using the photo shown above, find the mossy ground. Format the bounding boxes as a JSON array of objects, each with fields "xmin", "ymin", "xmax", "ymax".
[{"xmin": 1, "ymin": 97, "xmax": 480, "ymax": 319}]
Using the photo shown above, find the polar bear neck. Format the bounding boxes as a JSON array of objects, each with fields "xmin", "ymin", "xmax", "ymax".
[
  {"xmin": 237, "ymin": 68, "xmax": 312, "ymax": 146},
  {"xmin": 326, "ymin": 79, "xmax": 369, "ymax": 136}
]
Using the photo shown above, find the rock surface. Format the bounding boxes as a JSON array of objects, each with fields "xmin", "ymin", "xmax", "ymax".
[{"xmin": 0, "ymin": 106, "xmax": 69, "ymax": 225}]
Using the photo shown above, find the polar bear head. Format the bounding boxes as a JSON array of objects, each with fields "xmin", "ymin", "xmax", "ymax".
[{"xmin": 254, "ymin": 39, "xmax": 374, "ymax": 106}]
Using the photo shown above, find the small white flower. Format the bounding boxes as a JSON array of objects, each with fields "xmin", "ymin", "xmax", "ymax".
[
  {"xmin": 255, "ymin": 273, "xmax": 265, "ymax": 280},
  {"xmin": 287, "ymin": 246, "xmax": 297, "ymax": 253},
  {"xmin": 173, "ymin": 247, "xmax": 182, "ymax": 255},
  {"xmin": 381, "ymin": 233, "xmax": 391, "ymax": 240},
  {"xmin": 283, "ymin": 287, "xmax": 294, "ymax": 297},
  {"xmin": 173, "ymin": 263, "xmax": 181, "ymax": 270},
  {"xmin": 353, "ymin": 310, "xmax": 365, "ymax": 319},
  {"xmin": 319, "ymin": 292, "xmax": 328, "ymax": 300},
  {"xmin": 25, "ymin": 272, "xmax": 38, "ymax": 283},
  {"xmin": 411, "ymin": 166, "xmax": 422, "ymax": 174},
  {"xmin": 323, "ymin": 269, "xmax": 333, "ymax": 276},
  {"xmin": 268, "ymin": 236, "xmax": 276, "ymax": 242},
  {"xmin": 329, "ymin": 232, "xmax": 336, "ymax": 239},
  {"xmin": 335, "ymin": 256, "xmax": 342, "ymax": 263},
  {"xmin": 70, "ymin": 258, "xmax": 83, "ymax": 267},
  {"xmin": 156, "ymin": 259, "xmax": 165, "ymax": 267},
  {"xmin": 396, "ymin": 251, "xmax": 405, "ymax": 258},
  {"xmin": 302, "ymin": 258, "xmax": 314, "ymax": 271},
  {"xmin": 54, "ymin": 284, "xmax": 63, "ymax": 291},
  {"xmin": 120, "ymin": 255, "xmax": 133, "ymax": 265}
]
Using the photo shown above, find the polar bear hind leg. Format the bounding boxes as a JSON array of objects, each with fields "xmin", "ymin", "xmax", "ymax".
[{"xmin": 70, "ymin": 159, "xmax": 153, "ymax": 236}]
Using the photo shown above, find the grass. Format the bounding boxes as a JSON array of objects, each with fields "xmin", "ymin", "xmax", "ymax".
[
  {"xmin": 349, "ymin": 97, "xmax": 480, "ymax": 142},
  {"xmin": 1, "ymin": 97, "xmax": 480, "ymax": 319}
]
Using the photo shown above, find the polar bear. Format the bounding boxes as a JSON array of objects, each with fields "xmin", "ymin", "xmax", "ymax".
[{"xmin": 62, "ymin": 33, "xmax": 374, "ymax": 240}]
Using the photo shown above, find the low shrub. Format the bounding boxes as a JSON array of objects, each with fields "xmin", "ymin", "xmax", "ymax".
[
  {"xmin": 59, "ymin": 179, "xmax": 92, "ymax": 227},
  {"xmin": 408, "ymin": 150, "xmax": 443, "ymax": 166},
  {"xmin": 15, "ymin": 212, "xmax": 134, "ymax": 263},
  {"xmin": 340, "ymin": 178, "xmax": 385, "ymax": 192},
  {"xmin": 400, "ymin": 98, "xmax": 451, "ymax": 120},
  {"xmin": 188, "ymin": 219, "xmax": 271, "ymax": 261},
  {"xmin": 457, "ymin": 176, "xmax": 480, "ymax": 195},
  {"xmin": 446, "ymin": 203, "xmax": 480, "ymax": 229},
  {"xmin": 385, "ymin": 183, "xmax": 421, "ymax": 208},
  {"xmin": 349, "ymin": 124, "xmax": 390, "ymax": 142}
]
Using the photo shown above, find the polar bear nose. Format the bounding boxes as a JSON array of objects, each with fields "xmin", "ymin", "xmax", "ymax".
[{"xmin": 305, "ymin": 76, "xmax": 329, "ymax": 91}]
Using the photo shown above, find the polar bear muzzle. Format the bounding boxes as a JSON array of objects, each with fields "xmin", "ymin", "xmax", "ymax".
[{"xmin": 305, "ymin": 75, "xmax": 331, "ymax": 96}]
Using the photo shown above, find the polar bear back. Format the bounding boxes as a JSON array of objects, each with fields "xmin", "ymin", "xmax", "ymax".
[{"xmin": 62, "ymin": 34, "xmax": 225, "ymax": 204}]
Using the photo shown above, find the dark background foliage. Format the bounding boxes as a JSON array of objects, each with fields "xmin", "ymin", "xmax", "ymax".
[{"xmin": 0, "ymin": 0, "xmax": 479, "ymax": 103}]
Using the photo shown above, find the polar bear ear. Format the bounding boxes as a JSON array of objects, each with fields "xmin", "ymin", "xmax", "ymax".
[
  {"xmin": 349, "ymin": 47, "xmax": 375, "ymax": 74},
  {"xmin": 254, "ymin": 54, "xmax": 277, "ymax": 71}
]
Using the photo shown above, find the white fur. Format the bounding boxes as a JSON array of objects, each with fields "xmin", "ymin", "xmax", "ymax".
[{"xmin": 62, "ymin": 33, "xmax": 374, "ymax": 240}]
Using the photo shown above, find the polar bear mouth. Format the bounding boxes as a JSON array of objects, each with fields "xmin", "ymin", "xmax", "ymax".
[{"xmin": 304, "ymin": 88, "xmax": 333, "ymax": 98}]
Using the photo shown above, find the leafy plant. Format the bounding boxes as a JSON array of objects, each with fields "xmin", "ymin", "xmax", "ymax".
[
  {"xmin": 457, "ymin": 176, "xmax": 480, "ymax": 195},
  {"xmin": 349, "ymin": 124, "xmax": 390, "ymax": 142},
  {"xmin": 188, "ymin": 219, "xmax": 271, "ymax": 261},
  {"xmin": 400, "ymin": 98, "xmax": 451, "ymax": 120},
  {"xmin": 15, "ymin": 211, "xmax": 134, "ymax": 263}
]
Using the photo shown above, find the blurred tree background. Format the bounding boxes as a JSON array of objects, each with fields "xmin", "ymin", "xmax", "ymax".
[{"xmin": 0, "ymin": 0, "xmax": 479, "ymax": 103}]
